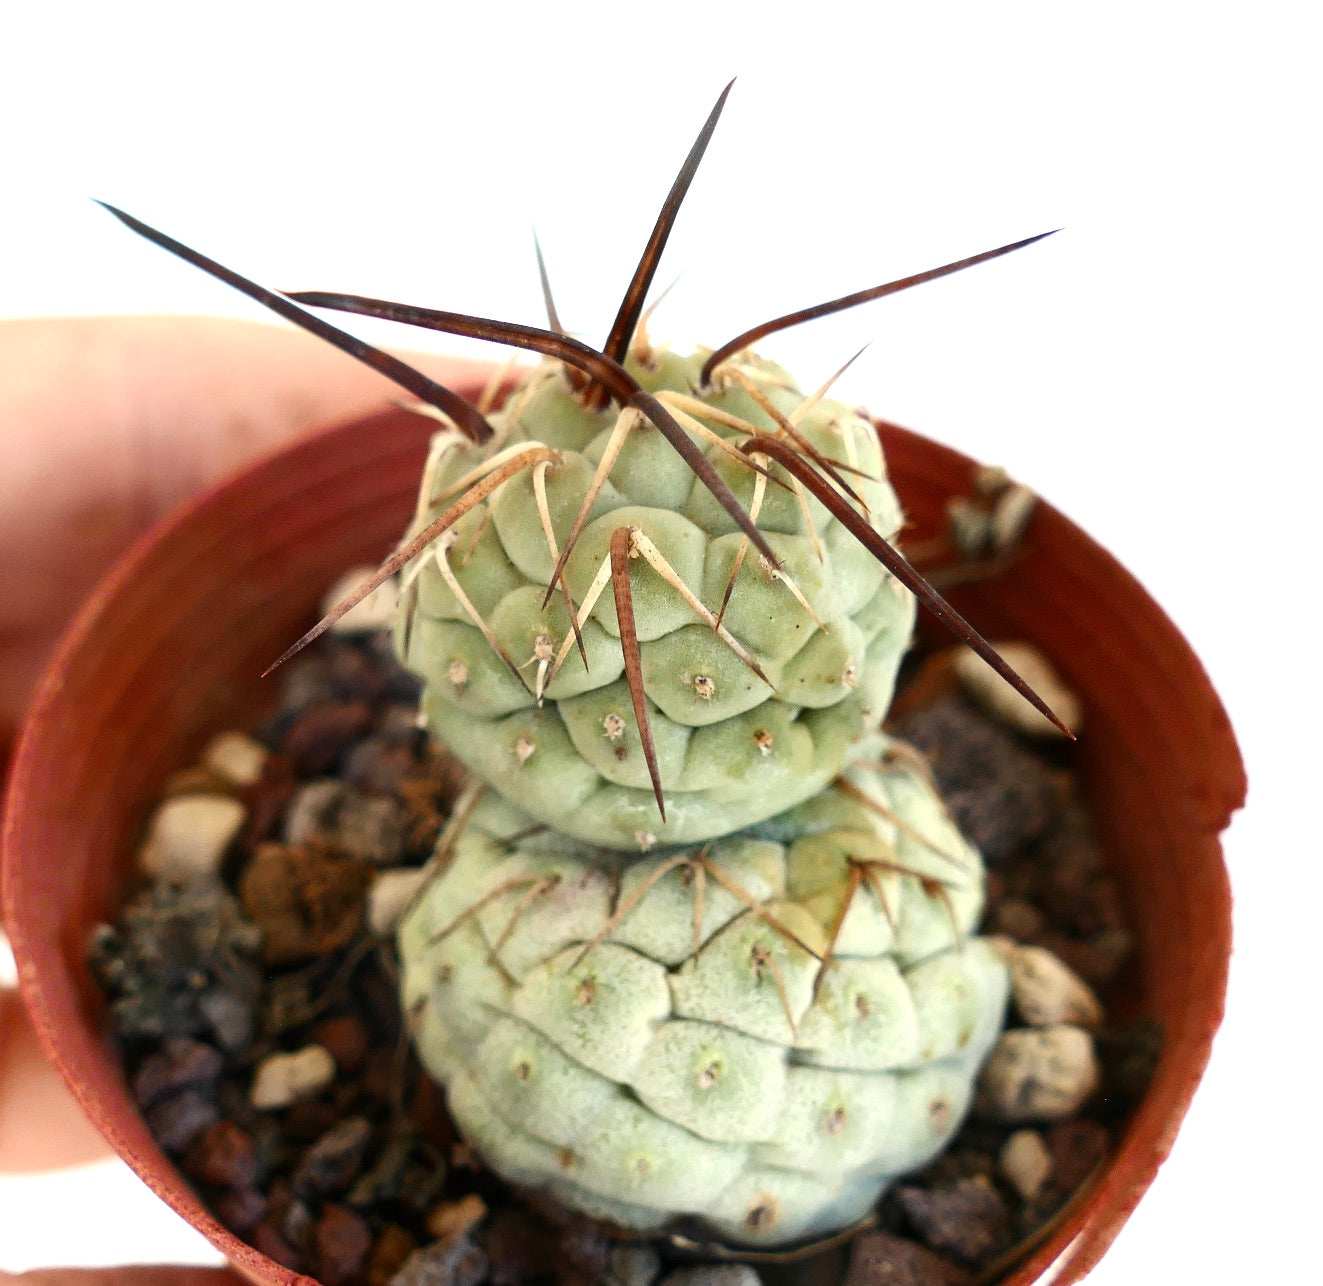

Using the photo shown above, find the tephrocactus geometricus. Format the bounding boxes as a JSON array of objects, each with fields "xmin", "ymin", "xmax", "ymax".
[{"xmin": 102, "ymin": 80, "xmax": 1063, "ymax": 1247}]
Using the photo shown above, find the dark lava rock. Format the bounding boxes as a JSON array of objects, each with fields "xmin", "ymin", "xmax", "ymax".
[
  {"xmin": 408, "ymin": 1075, "xmax": 459, "ymax": 1155},
  {"xmin": 1097, "ymin": 1018, "xmax": 1164, "ymax": 1104},
  {"xmin": 293, "ymin": 1116, "xmax": 374, "ymax": 1198},
  {"xmin": 213, "ymin": 1186, "xmax": 268, "ymax": 1234},
  {"xmin": 324, "ymin": 640, "xmax": 394, "ymax": 702},
  {"xmin": 316, "ymin": 1202, "xmax": 374, "ymax": 1286},
  {"xmin": 145, "ymin": 1088, "xmax": 220, "ymax": 1153},
  {"xmin": 394, "ymin": 1159, "xmax": 450, "ymax": 1218},
  {"xmin": 346, "ymin": 1134, "xmax": 417, "ymax": 1209},
  {"xmin": 197, "ymin": 986, "xmax": 258, "ymax": 1052},
  {"xmin": 185, "ymin": 1120, "xmax": 259, "ymax": 1190},
  {"xmin": 261, "ymin": 969, "xmax": 322, "ymax": 1037},
  {"xmin": 314, "ymin": 1013, "xmax": 373, "ymax": 1075},
  {"xmin": 281, "ymin": 1098, "xmax": 341, "ymax": 1146},
  {"xmin": 251, "ymin": 1221, "xmax": 303, "ymax": 1273},
  {"xmin": 842, "ymin": 1229, "xmax": 972, "ymax": 1286},
  {"xmin": 89, "ymin": 881, "xmax": 262, "ymax": 1043},
  {"xmin": 1030, "ymin": 800, "xmax": 1123, "ymax": 934},
  {"xmin": 918, "ymin": 1145, "xmax": 999, "ymax": 1188},
  {"xmin": 215, "ymin": 1078, "xmax": 259, "ymax": 1134},
  {"xmin": 896, "ymin": 1176, "xmax": 1012, "ymax": 1264},
  {"xmin": 262, "ymin": 1176, "xmax": 295, "ymax": 1229},
  {"xmin": 366, "ymin": 632, "xmax": 424, "ymax": 702},
  {"xmin": 1035, "ymin": 928, "xmax": 1133, "ymax": 991},
  {"xmin": 891, "ymin": 698, "xmax": 1060, "ymax": 862},
  {"xmin": 355, "ymin": 963, "xmax": 406, "ymax": 1045},
  {"xmin": 345, "ymin": 735, "xmax": 422, "ymax": 795},
  {"xmin": 241, "ymin": 752, "xmax": 298, "ymax": 846},
  {"xmin": 558, "ymin": 1217, "xmax": 610, "ymax": 1280},
  {"xmin": 761, "ymin": 1246, "xmax": 844, "ymax": 1286},
  {"xmin": 361, "ymin": 1045, "xmax": 403, "ymax": 1105},
  {"xmin": 484, "ymin": 1207, "xmax": 555, "ymax": 1285},
  {"xmin": 282, "ymin": 699, "xmax": 375, "ymax": 776},
  {"xmin": 1043, "ymin": 1119, "xmax": 1109, "ymax": 1199},
  {"xmin": 274, "ymin": 655, "xmax": 340, "ymax": 720},
  {"xmin": 133, "ymin": 1037, "xmax": 224, "ymax": 1108}
]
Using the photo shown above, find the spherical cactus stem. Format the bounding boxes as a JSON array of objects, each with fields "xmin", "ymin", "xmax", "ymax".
[
  {"xmin": 99, "ymin": 78, "xmax": 1075, "ymax": 832},
  {"xmin": 400, "ymin": 744, "xmax": 1007, "ymax": 1245}
]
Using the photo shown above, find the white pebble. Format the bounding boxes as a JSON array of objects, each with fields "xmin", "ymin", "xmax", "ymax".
[
  {"xmin": 250, "ymin": 1045, "xmax": 337, "ymax": 1110},
  {"xmin": 368, "ymin": 868, "xmax": 428, "ymax": 936},
  {"xmin": 990, "ymin": 483, "xmax": 1038, "ymax": 552},
  {"xmin": 976, "ymin": 1025, "xmax": 1101, "ymax": 1122},
  {"xmin": 1005, "ymin": 944, "xmax": 1103, "ymax": 1030},
  {"xmin": 973, "ymin": 464, "xmax": 1013, "ymax": 496},
  {"xmin": 200, "ymin": 731, "xmax": 268, "ymax": 787},
  {"xmin": 947, "ymin": 496, "xmax": 992, "ymax": 559},
  {"xmin": 953, "ymin": 640, "xmax": 1084, "ymax": 738},
  {"xmin": 138, "ymin": 795, "xmax": 247, "ymax": 883},
  {"xmin": 321, "ymin": 566, "xmax": 399, "ymax": 634},
  {"xmin": 999, "ymin": 1129, "xmax": 1053, "ymax": 1202}
]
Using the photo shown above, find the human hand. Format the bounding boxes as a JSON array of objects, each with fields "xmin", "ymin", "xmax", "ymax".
[
  {"xmin": 0, "ymin": 315, "xmax": 489, "ymax": 1276},
  {"xmin": 0, "ymin": 315, "xmax": 490, "ymax": 758}
]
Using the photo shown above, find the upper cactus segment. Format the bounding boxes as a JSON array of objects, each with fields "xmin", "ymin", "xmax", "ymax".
[
  {"xmin": 399, "ymin": 735, "xmax": 1008, "ymax": 1246},
  {"xmin": 394, "ymin": 345, "xmax": 917, "ymax": 848},
  {"xmin": 98, "ymin": 84, "xmax": 1069, "ymax": 815}
]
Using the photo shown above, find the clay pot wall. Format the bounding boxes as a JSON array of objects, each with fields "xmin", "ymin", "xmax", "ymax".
[{"xmin": 2, "ymin": 403, "xmax": 1242, "ymax": 1285}]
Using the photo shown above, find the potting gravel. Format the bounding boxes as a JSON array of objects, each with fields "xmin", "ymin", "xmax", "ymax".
[{"xmin": 88, "ymin": 627, "xmax": 1155, "ymax": 1286}]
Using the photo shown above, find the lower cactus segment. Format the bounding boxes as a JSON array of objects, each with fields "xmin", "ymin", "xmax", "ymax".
[
  {"xmin": 395, "ymin": 348, "xmax": 917, "ymax": 851},
  {"xmin": 399, "ymin": 737, "xmax": 1008, "ymax": 1247}
]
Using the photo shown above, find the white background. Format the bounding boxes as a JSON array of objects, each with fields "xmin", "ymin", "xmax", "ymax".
[{"xmin": 0, "ymin": 2, "xmax": 1317, "ymax": 1280}]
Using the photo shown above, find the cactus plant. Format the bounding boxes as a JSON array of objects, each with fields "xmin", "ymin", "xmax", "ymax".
[
  {"xmin": 400, "ymin": 739, "xmax": 1008, "ymax": 1246},
  {"xmin": 99, "ymin": 83, "xmax": 1063, "ymax": 850},
  {"xmin": 99, "ymin": 82, "xmax": 1066, "ymax": 1250},
  {"xmin": 392, "ymin": 347, "xmax": 919, "ymax": 848}
]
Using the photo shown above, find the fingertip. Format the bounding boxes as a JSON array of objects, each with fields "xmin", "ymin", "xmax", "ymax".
[{"xmin": 0, "ymin": 988, "xmax": 112, "ymax": 1173}]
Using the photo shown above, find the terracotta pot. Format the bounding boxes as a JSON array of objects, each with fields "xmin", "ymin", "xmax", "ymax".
[{"xmin": 1, "ymin": 397, "xmax": 1243, "ymax": 1285}]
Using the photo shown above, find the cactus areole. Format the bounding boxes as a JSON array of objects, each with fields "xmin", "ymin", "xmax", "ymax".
[{"xmin": 103, "ymin": 83, "xmax": 1066, "ymax": 1247}]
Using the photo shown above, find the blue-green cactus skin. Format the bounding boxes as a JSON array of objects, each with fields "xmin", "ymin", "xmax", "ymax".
[
  {"xmin": 396, "ymin": 350, "xmax": 916, "ymax": 852},
  {"xmin": 399, "ymin": 738, "xmax": 1007, "ymax": 1246}
]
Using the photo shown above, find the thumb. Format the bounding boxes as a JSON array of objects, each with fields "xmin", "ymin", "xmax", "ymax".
[
  {"xmin": 0, "ymin": 315, "xmax": 495, "ymax": 752},
  {"xmin": 0, "ymin": 314, "xmax": 494, "ymax": 520},
  {"xmin": 0, "ymin": 988, "xmax": 110, "ymax": 1172}
]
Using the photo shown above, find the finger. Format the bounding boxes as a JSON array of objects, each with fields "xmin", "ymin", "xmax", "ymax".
[{"xmin": 0, "ymin": 988, "xmax": 112, "ymax": 1172}]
